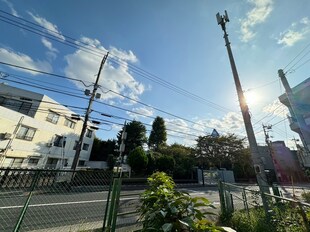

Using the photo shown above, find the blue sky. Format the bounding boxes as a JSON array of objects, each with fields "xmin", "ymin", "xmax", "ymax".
[{"xmin": 0, "ymin": 0, "xmax": 310, "ymax": 148}]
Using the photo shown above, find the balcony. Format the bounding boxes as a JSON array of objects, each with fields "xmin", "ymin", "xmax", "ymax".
[{"xmin": 287, "ymin": 115, "xmax": 300, "ymax": 132}]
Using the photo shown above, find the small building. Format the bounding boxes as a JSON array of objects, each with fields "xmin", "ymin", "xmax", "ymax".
[
  {"xmin": 259, "ymin": 141, "xmax": 307, "ymax": 183},
  {"xmin": 0, "ymin": 83, "xmax": 95, "ymax": 169}
]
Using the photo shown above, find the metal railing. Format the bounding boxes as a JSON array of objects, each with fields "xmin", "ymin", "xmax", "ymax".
[
  {"xmin": 0, "ymin": 168, "xmax": 113, "ymax": 232},
  {"xmin": 218, "ymin": 181, "xmax": 310, "ymax": 231}
]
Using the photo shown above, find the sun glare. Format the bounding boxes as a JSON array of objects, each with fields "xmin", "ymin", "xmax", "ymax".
[{"xmin": 244, "ymin": 91, "xmax": 259, "ymax": 107}]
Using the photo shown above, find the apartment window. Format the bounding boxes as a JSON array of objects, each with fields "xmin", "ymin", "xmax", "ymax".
[
  {"xmin": 46, "ymin": 111, "xmax": 60, "ymax": 124},
  {"xmin": 73, "ymin": 140, "xmax": 78, "ymax": 150},
  {"xmin": 12, "ymin": 158, "xmax": 24, "ymax": 168},
  {"xmin": 53, "ymin": 135, "xmax": 66, "ymax": 147},
  {"xmin": 28, "ymin": 158, "xmax": 39, "ymax": 166},
  {"xmin": 82, "ymin": 143, "xmax": 89, "ymax": 151},
  {"xmin": 0, "ymin": 97, "xmax": 32, "ymax": 115},
  {"xmin": 86, "ymin": 129, "xmax": 93, "ymax": 138},
  {"xmin": 16, "ymin": 125, "xmax": 36, "ymax": 141},
  {"xmin": 78, "ymin": 160, "xmax": 85, "ymax": 166},
  {"xmin": 64, "ymin": 118, "xmax": 76, "ymax": 129},
  {"xmin": 2, "ymin": 157, "xmax": 24, "ymax": 168},
  {"xmin": 45, "ymin": 158, "xmax": 58, "ymax": 169}
]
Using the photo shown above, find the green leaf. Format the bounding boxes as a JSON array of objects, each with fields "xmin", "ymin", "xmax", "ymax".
[
  {"xmin": 162, "ymin": 223, "xmax": 173, "ymax": 232},
  {"xmin": 160, "ymin": 210, "xmax": 167, "ymax": 217}
]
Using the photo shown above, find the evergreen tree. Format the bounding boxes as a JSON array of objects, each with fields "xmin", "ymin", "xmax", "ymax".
[
  {"xmin": 117, "ymin": 120, "xmax": 147, "ymax": 155},
  {"xmin": 127, "ymin": 147, "xmax": 148, "ymax": 174},
  {"xmin": 90, "ymin": 137, "xmax": 117, "ymax": 161},
  {"xmin": 148, "ymin": 116, "xmax": 167, "ymax": 151}
]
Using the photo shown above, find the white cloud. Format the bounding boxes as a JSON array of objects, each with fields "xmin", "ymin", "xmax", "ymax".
[
  {"xmin": 164, "ymin": 113, "xmax": 244, "ymax": 146},
  {"xmin": 64, "ymin": 36, "xmax": 145, "ymax": 101},
  {"xmin": 110, "ymin": 47, "xmax": 138, "ymax": 63},
  {"xmin": 2, "ymin": 0, "xmax": 19, "ymax": 17},
  {"xmin": 126, "ymin": 106, "xmax": 154, "ymax": 119},
  {"xmin": 41, "ymin": 38, "xmax": 58, "ymax": 53},
  {"xmin": 277, "ymin": 17, "xmax": 310, "ymax": 47},
  {"xmin": 193, "ymin": 112, "xmax": 244, "ymax": 135},
  {"xmin": 28, "ymin": 12, "xmax": 65, "ymax": 41},
  {"xmin": 41, "ymin": 37, "xmax": 58, "ymax": 60},
  {"xmin": 240, "ymin": 0, "xmax": 273, "ymax": 42},
  {"xmin": 165, "ymin": 118, "xmax": 196, "ymax": 146},
  {"xmin": 262, "ymin": 99, "xmax": 288, "ymax": 118},
  {"xmin": 300, "ymin": 17, "xmax": 310, "ymax": 25},
  {"xmin": 0, "ymin": 47, "xmax": 52, "ymax": 74}
]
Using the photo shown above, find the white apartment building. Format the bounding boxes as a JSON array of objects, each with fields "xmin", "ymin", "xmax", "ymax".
[
  {"xmin": 0, "ymin": 83, "xmax": 95, "ymax": 169},
  {"xmin": 279, "ymin": 77, "xmax": 310, "ymax": 168}
]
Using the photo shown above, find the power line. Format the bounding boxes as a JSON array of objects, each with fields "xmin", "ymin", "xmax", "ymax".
[
  {"xmin": 0, "ymin": 10, "xmax": 233, "ymax": 113},
  {"xmin": 283, "ymin": 40, "xmax": 310, "ymax": 71},
  {"xmin": 0, "ymin": 61, "xmax": 92, "ymax": 87},
  {"xmin": 0, "ymin": 65, "xmax": 220, "ymax": 133},
  {"xmin": 0, "ymin": 82, "xmax": 246, "ymax": 141}
]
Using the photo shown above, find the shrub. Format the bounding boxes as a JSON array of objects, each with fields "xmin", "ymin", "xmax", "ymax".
[
  {"xmin": 138, "ymin": 172, "xmax": 223, "ymax": 232},
  {"xmin": 156, "ymin": 155, "xmax": 175, "ymax": 174},
  {"xmin": 127, "ymin": 147, "xmax": 148, "ymax": 174},
  {"xmin": 301, "ymin": 191, "xmax": 310, "ymax": 203}
]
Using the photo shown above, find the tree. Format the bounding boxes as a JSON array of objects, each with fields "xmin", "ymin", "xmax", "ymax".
[
  {"xmin": 156, "ymin": 155, "xmax": 175, "ymax": 174},
  {"xmin": 148, "ymin": 116, "xmax": 167, "ymax": 151},
  {"xmin": 107, "ymin": 154, "xmax": 116, "ymax": 170},
  {"xmin": 117, "ymin": 120, "xmax": 147, "ymax": 155},
  {"xmin": 195, "ymin": 134, "xmax": 245, "ymax": 170},
  {"xmin": 127, "ymin": 147, "xmax": 148, "ymax": 174},
  {"xmin": 232, "ymin": 148, "xmax": 255, "ymax": 180},
  {"xmin": 90, "ymin": 137, "xmax": 117, "ymax": 161},
  {"xmin": 159, "ymin": 143, "xmax": 195, "ymax": 179}
]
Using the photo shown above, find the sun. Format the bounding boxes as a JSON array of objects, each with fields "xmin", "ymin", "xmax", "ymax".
[{"xmin": 244, "ymin": 91, "xmax": 260, "ymax": 107}]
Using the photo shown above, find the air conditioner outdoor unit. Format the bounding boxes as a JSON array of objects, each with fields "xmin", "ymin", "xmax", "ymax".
[{"xmin": 4, "ymin": 133, "xmax": 12, "ymax": 139}]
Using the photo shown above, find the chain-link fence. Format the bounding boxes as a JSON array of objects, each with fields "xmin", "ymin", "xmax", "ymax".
[
  {"xmin": 219, "ymin": 182, "xmax": 310, "ymax": 231},
  {"xmin": 0, "ymin": 168, "xmax": 113, "ymax": 232},
  {"xmin": 104, "ymin": 177, "xmax": 142, "ymax": 232}
]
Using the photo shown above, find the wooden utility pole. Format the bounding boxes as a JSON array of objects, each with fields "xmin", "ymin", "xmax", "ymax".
[{"xmin": 71, "ymin": 53, "xmax": 109, "ymax": 170}]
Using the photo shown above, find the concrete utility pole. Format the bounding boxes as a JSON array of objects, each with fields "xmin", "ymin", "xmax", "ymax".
[
  {"xmin": 216, "ymin": 11, "xmax": 270, "ymax": 195},
  {"xmin": 71, "ymin": 53, "xmax": 109, "ymax": 170},
  {"xmin": 116, "ymin": 122, "xmax": 127, "ymax": 176},
  {"xmin": 262, "ymin": 124, "xmax": 279, "ymax": 182},
  {"xmin": 278, "ymin": 69, "xmax": 310, "ymax": 154}
]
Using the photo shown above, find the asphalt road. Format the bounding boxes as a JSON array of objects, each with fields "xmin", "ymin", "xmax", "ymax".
[
  {"xmin": 0, "ymin": 184, "xmax": 308, "ymax": 232},
  {"xmin": 0, "ymin": 185, "xmax": 220, "ymax": 232}
]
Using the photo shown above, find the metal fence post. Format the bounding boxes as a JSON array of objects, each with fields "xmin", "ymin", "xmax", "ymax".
[
  {"xmin": 106, "ymin": 178, "xmax": 117, "ymax": 231},
  {"xmin": 218, "ymin": 181, "xmax": 226, "ymax": 215},
  {"xmin": 103, "ymin": 173, "xmax": 113, "ymax": 231},
  {"xmin": 13, "ymin": 170, "xmax": 40, "ymax": 232},
  {"xmin": 111, "ymin": 178, "xmax": 122, "ymax": 232},
  {"xmin": 242, "ymin": 188, "xmax": 250, "ymax": 217}
]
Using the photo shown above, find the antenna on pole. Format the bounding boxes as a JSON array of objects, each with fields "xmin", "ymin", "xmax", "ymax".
[{"xmin": 216, "ymin": 10, "xmax": 271, "ymax": 215}]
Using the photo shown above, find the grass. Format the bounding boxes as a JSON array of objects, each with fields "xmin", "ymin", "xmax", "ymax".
[{"xmin": 220, "ymin": 202, "xmax": 309, "ymax": 232}]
